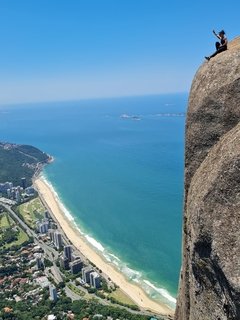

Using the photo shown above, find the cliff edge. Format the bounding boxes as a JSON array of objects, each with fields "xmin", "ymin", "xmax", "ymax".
[{"xmin": 175, "ymin": 37, "xmax": 240, "ymax": 320}]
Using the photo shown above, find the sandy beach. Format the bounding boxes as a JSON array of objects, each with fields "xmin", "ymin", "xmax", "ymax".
[{"xmin": 34, "ymin": 176, "xmax": 173, "ymax": 316}]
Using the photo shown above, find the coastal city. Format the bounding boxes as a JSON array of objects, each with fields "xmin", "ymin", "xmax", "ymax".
[{"xmin": 0, "ymin": 176, "xmax": 169, "ymax": 320}]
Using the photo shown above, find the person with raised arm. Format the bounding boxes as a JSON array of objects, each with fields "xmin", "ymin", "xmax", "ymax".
[{"xmin": 205, "ymin": 30, "xmax": 228, "ymax": 61}]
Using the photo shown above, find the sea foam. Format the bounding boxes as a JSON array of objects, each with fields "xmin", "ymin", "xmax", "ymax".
[
  {"xmin": 40, "ymin": 174, "xmax": 176, "ymax": 307},
  {"xmin": 41, "ymin": 175, "xmax": 74, "ymax": 221},
  {"xmin": 143, "ymin": 280, "xmax": 176, "ymax": 304},
  {"xmin": 85, "ymin": 235, "xmax": 105, "ymax": 252}
]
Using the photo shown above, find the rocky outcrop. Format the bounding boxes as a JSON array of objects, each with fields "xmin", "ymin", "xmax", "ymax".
[{"xmin": 175, "ymin": 37, "xmax": 240, "ymax": 319}]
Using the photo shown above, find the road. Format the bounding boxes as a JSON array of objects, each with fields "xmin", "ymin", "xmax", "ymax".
[
  {"xmin": 0, "ymin": 201, "xmax": 61, "ymax": 277},
  {"xmin": 0, "ymin": 201, "xmax": 58, "ymax": 258},
  {"xmin": 0, "ymin": 202, "xmax": 36, "ymax": 239},
  {"xmin": 0, "ymin": 201, "xmax": 83, "ymax": 300},
  {"xmin": 0, "ymin": 200, "xmax": 170, "ymax": 319},
  {"xmin": 65, "ymin": 285, "xmax": 83, "ymax": 301}
]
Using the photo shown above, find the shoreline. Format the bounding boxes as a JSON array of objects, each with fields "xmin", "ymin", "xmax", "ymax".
[{"xmin": 34, "ymin": 176, "xmax": 173, "ymax": 316}]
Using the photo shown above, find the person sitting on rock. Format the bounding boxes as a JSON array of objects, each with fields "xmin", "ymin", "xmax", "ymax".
[{"xmin": 205, "ymin": 30, "xmax": 228, "ymax": 61}]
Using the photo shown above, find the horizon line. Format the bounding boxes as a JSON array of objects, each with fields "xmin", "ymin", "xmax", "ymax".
[{"xmin": 0, "ymin": 91, "xmax": 188, "ymax": 107}]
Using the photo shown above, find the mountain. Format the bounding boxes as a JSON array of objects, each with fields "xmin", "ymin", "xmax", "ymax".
[
  {"xmin": 175, "ymin": 37, "xmax": 240, "ymax": 319},
  {"xmin": 0, "ymin": 142, "xmax": 51, "ymax": 187}
]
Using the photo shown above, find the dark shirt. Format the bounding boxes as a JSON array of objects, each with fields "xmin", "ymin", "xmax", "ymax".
[{"xmin": 221, "ymin": 36, "xmax": 228, "ymax": 48}]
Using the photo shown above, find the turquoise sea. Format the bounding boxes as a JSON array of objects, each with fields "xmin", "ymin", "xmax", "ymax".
[{"xmin": 0, "ymin": 94, "xmax": 186, "ymax": 308}]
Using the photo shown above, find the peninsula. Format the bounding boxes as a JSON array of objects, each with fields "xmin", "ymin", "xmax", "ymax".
[{"xmin": 0, "ymin": 141, "xmax": 51, "ymax": 187}]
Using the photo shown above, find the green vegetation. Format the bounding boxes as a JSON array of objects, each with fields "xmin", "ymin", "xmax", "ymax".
[
  {"xmin": 17, "ymin": 197, "xmax": 45, "ymax": 228},
  {"xmin": 5, "ymin": 228, "xmax": 29, "ymax": 248},
  {"xmin": 44, "ymin": 258, "xmax": 53, "ymax": 268},
  {"xmin": 109, "ymin": 288, "xmax": 136, "ymax": 306},
  {"xmin": 67, "ymin": 283, "xmax": 86, "ymax": 297},
  {"xmin": 0, "ymin": 213, "xmax": 29, "ymax": 249},
  {"xmin": 0, "ymin": 295, "xmax": 152, "ymax": 320},
  {"xmin": 0, "ymin": 263, "xmax": 18, "ymax": 277},
  {"xmin": 0, "ymin": 212, "xmax": 13, "ymax": 229},
  {"xmin": 0, "ymin": 142, "xmax": 50, "ymax": 186}
]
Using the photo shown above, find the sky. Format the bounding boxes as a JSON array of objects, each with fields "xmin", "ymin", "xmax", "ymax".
[{"xmin": 0, "ymin": 0, "xmax": 239, "ymax": 104}]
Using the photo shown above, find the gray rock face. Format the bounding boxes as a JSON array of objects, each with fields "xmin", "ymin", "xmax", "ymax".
[{"xmin": 175, "ymin": 37, "xmax": 240, "ymax": 320}]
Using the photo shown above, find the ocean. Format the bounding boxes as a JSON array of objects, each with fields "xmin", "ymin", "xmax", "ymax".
[{"xmin": 0, "ymin": 93, "xmax": 187, "ymax": 308}]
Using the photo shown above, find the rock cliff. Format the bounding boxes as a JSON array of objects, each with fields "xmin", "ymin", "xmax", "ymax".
[{"xmin": 175, "ymin": 37, "xmax": 240, "ymax": 320}]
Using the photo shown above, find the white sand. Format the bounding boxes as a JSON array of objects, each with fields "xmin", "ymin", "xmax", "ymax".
[{"xmin": 34, "ymin": 177, "xmax": 173, "ymax": 316}]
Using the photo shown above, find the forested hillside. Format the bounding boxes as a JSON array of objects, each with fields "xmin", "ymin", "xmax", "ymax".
[{"xmin": 0, "ymin": 142, "xmax": 50, "ymax": 187}]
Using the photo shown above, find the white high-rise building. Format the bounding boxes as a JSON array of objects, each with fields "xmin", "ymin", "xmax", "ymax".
[
  {"xmin": 63, "ymin": 245, "xmax": 72, "ymax": 262},
  {"xmin": 90, "ymin": 271, "xmax": 101, "ymax": 288},
  {"xmin": 48, "ymin": 229, "xmax": 55, "ymax": 242},
  {"xmin": 54, "ymin": 231, "xmax": 62, "ymax": 249},
  {"xmin": 38, "ymin": 222, "xmax": 49, "ymax": 234},
  {"xmin": 49, "ymin": 285, "xmax": 57, "ymax": 301},
  {"xmin": 69, "ymin": 259, "xmax": 83, "ymax": 274},
  {"xmin": 82, "ymin": 266, "xmax": 93, "ymax": 284}
]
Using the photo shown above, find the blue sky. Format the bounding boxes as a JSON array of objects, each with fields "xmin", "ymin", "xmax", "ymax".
[{"xmin": 0, "ymin": 0, "xmax": 239, "ymax": 104}]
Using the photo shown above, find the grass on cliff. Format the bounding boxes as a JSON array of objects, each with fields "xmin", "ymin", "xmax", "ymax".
[{"xmin": 18, "ymin": 197, "xmax": 45, "ymax": 228}]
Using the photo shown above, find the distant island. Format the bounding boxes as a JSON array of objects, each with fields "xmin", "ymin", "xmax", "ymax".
[
  {"xmin": 120, "ymin": 113, "xmax": 185, "ymax": 121},
  {"xmin": 120, "ymin": 114, "xmax": 141, "ymax": 121}
]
